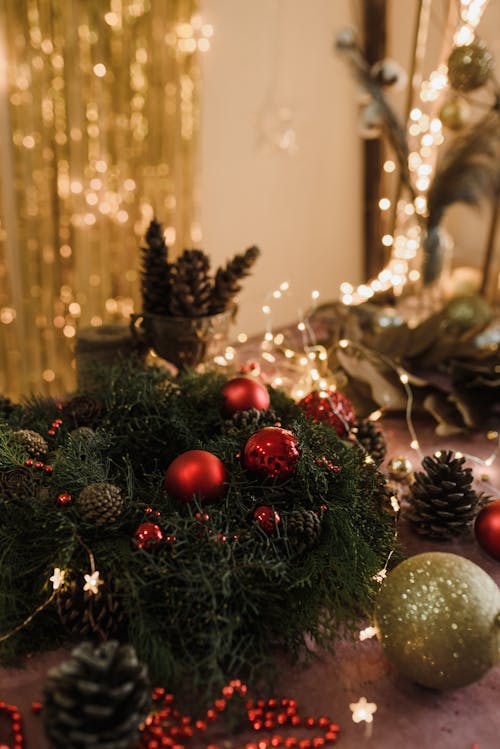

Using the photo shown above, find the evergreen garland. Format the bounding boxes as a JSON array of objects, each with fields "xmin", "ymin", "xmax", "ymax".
[{"xmin": 0, "ymin": 361, "xmax": 397, "ymax": 700}]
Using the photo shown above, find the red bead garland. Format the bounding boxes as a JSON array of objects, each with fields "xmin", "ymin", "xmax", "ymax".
[
  {"xmin": 0, "ymin": 701, "xmax": 25, "ymax": 749},
  {"xmin": 139, "ymin": 681, "xmax": 339, "ymax": 749}
]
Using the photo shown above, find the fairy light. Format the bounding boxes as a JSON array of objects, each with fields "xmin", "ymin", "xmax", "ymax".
[
  {"xmin": 83, "ymin": 570, "xmax": 102, "ymax": 595},
  {"xmin": 50, "ymin": 567, "xmax": 65, "ymax": 591},
  {"xmin": 350, "ymin": 697, "xmax": 377, "ymax": 725},
  {"xmin": 359, "ymin": 626, "xmax": 377, "ymax": 641}
]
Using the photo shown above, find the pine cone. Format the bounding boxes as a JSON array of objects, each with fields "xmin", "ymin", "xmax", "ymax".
[
  {"xmin": 77, "ymin": 483, "xmax": 124, "ymax": 525},
  {"xmin": 407, "ymin": 450, "xmax": 479, "ymax": 539},
  {"xmin": 209, "ymin": 246, "xmax": 260, "ymax": 314},
  {"xmin": 167, "ymin": 249, "xmax": 212, "ymax": 317},
  {"xmin": 13, "ymin": 429, "xmax": 48, "ymax": 460},
  {"xmin": 0, "ymin": 395, "xmax": 14, "ymax": 420},
  {"xmin": 43, "ymin": 640, "xmax": 151, "ymax": 749},
  {"xmin": 70, "ymin": 426, "xmax": 96, "ymax": 442},
  {"xmin": 140, "ymin": 219, "xmax": 170, "ymax": 315},
  {"xmin": 62, "ymin": 395, "xmax": 103, "ymax": 429},
  {"xmin": 224, "ymin": 407, "xmax": 278, "ymax": 433},
  {"xmin": 57, "ymin": 576, "xmax": 126, "ymax": 641},
  {"xmin": 352, "ymin": 420, "xmax": 387, "ymax": 465},
  {"xmin": 0, "ymin": 466, "xmax": 36, "ymax": 499},
  {"xmin": 287, "ymin": 509, "xmax": 322, "ymax": 554}
]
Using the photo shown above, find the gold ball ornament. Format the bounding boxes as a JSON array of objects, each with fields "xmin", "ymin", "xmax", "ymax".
[
  {"xmin": 444, "ymin": 294, "xmax": 493, "ymax": 332},
  {"xmin": 439, "ymin": 98, "xmax": 470, "ymax": 130},
  {"xmin": 375, "ymin": 552, "xmax": 500, "ymax": 689},
  {"xmin": 387, "ymin": 456, "xmax": 413, "ymax": 481},
  {"xmin": 447, "ymin": 41, "xmax": 494, "ymax": 92}
]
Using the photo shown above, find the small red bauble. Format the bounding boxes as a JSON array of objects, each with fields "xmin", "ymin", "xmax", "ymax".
[
  {"xmin": 243, "ymin": 427, "xmax": 300, "ymax": 480},
  {"xmin": 299, "ymin": 389, "xmax": 355, "ymax": 438},
  {"xmin": 221, "ymin": 376, "xmax": 270, "ymax": 417},
  {"xmin": 164, "ymin": 449, "xmax": 228, "ymax": 503},
  {"xmin": 56, "ymin": 492, "xmax": 72, "ymax": 507},
  {"xmin": 133, "ymin": 522, "xmax": 164, "ymax": 550},
  {"xmin": 475, "ymin": 500, "xmax": 500, "ymax": 561},
  {"xmin": 253, "ymin": 505, "xmax": 281, "ymax": 534}
]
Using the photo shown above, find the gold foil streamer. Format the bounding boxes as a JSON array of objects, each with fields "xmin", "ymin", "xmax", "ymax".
[{"xmin": 0, "ymin": 0, "xmax": 202, "ymax": 397}]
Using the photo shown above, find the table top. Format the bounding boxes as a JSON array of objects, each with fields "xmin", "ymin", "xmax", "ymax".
[{"xmin": 0, "ymin": 415, "xmax": 498, "ymax": 749}]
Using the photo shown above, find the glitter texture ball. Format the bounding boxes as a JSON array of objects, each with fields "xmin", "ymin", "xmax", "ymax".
[
  {"xmin": 299, "ymin": 390, "xmax": 355, "ymax": 438},
  {"xmin": 447, "ymin": 40, "xmax": 494, "ymax": 92},
  {"xmin": 243, "ymin": 427, "xmax": 300, "ymax": 480},
  {"xmin": 375, "ymin": 552, "xmax": 500, "ymax": 689},
  {"xmin": 221, "ymin": 376, "xmax": 270, "ymax": 417}
]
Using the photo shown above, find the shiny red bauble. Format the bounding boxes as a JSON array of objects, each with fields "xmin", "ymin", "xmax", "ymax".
[
  {"xmin": 221, "ymin": 376, "xmax": 271, "ymax": 417},
  {"xmin": 299, "ymin": 389, "xmax": 356, "ymax": 437},
  {"xmin": 253, "ymin": 505, "xmax": 281, "ymax": 534},
  {"xmin": 243, "ymin": 426, "xmax": 300, "ymax": 480},
  {"xmin": 474, "ymin": 500, "xmax": 500, "ymax": 561},
  {"xmin": 164, "ymin": 449, "xmax": 228, "ymax": 503},
  {"xmin": 133, "ymin": 522, "xmax": 164, "ymax": 550}
]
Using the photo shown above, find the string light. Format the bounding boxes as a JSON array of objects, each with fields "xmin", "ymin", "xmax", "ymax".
[
  {"xmin": 50, "ymin": 568, "xmax": 65, "ymax": 591},
  {"xmin": 83, "ymin": 570, "xmax": 102, "ymax": 595}
]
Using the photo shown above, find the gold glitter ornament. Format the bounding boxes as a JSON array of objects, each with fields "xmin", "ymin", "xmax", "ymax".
[
  {"xmin": 439, "ymin": 97, "xmax": 470, "ymax": 131},
  {"xmin": 387, "ymin": 456, "xmax": 413, "ymax": 481},
  {"xmin": 447, "ymin": 41, "xmax": 494, "ymax": 92},
  {"xmin": 375, "ymin": 552, "xmax": 500, "ymax": 689}
]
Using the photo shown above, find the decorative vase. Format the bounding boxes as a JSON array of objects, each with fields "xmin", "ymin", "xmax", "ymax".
[{"xmin": 130, "ymin": 306, "xmax": 236, "ymax": 369}]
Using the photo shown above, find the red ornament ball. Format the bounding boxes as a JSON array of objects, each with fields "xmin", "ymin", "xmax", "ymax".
[
  {"xmin": 133, "ymin": 522, "xmax": 164, "ymax": 550},
  {"xmin": 299, "ymin": 389, "xmax": 356, "ymax": 437},
  {"xmin": 221, "ymin": 376, "xmax": 270, "ymax": 417},
  {"xmin": 475, "ymin": 500, "xmax": 500, "ymax": 561},
  {"xmin": 253, "ymin": 505, "xmax": 281, "ymax": 534},
  {"xmin": 243, "ymin": 426, "xmax": 300, "ymax": 480},
  {"xmin": 165, "ymin": 449, "xmax": 228, "ymax": 503}
]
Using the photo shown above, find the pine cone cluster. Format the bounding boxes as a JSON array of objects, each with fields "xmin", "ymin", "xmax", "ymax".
[
  {"xmin": 287, "ymin": 509, "xmax": 322, "ymax": 554},
  {"xmin": 43, "ymin": 640, "xmax": 151, "ymax": 749},
  {"xmin": 57, "ymin": 576, "xmax": 126, "ymax": 641},
  {"xmin": 352, "ymin": 420, "xmax": 387, "ymax": 465},
  {"xmin": 77, "ymin": 483, "xmax": 124, "ymax": 526},
  {"xmin": 13, "ymin": 429, "xmax": 48, "ymax": 460},
  {"xmin": 62, "ymin": 395, "xmax": 103, "ymax": 429},
  {"xmin": 140, "ymin": 219, "xmax": 260, "ymax": 318},
  {"xmin": 224, "ymin": 407, "xmax": 278, "ymax": 433},
  {"xmin": 407, "ymin": 450, "xmax": 479, "ymax": 540}
]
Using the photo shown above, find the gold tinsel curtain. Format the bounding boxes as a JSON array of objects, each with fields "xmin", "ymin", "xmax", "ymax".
[{"xmin": 0, "ymin": 0, "xmax": 203, "ymax": 398}]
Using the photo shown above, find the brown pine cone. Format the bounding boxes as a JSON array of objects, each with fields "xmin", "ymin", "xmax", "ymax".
[
  {"xmin": 62, "ymin": 395, "xmax": 103, "ymax": 428},
  {"xmin": 141, "ymin": 219, "xmax": 171, "ymax": 315},
  {"xmin": 209, "ymin": 246, "xmax": 260, "ymax": 314},
  {"xmin": 13, "ymin": 429, "xmax": 48, "ymax": 460},
  {"xmin": 167, "ymin": 249, "xmax": 212, "ymax": 317},
  {"xmin": 0, "ymin": 466, "xmax": 36, "ymax": 499}
]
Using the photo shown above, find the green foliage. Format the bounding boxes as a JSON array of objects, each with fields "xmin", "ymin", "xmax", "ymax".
[{"xmin": 0, "ymin": 361, "xmax": 397, "ymax": 700}]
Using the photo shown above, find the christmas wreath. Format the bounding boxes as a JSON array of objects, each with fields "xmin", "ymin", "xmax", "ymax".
[{"xmin": 0, "ymin": 362, "xmax": 396, "ymax": 698}]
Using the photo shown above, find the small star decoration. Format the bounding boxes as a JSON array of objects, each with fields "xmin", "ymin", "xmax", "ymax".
[
  {"xmin": 349, "ymin": 696, "xmax": 377, "ymax": 724},
  {"xmin": 49, "ymin": 567, "xmax": 65, "ymax": 591},
  {"xmin": 83, "ymin": 570, "xmax": 103, "ymax": 595}
]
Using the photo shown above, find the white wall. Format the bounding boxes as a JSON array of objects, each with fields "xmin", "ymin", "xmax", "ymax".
[{"xmin": 199, "ymin": 0, "xmax": 362, "ymax": 337}]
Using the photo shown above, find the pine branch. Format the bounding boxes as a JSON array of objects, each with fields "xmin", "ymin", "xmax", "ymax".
[{"xmin": 424, "ymin": 110, "xmax": 500, "ymax": 283}]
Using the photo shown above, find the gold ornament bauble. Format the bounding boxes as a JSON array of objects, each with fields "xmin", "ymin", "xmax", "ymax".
[
  {"xmin": 444, "ymin": 294, "xmax": 493, "ymax": 332},
  {"xmin": 387, "ymin": 456, "xmax": 413, "ymax": 481},
  {"xmin": 447, "ymin": 41, "xmax": 494, "ymax": 92},
  {"xmin": 439, "ymin": 98, "xmax": 470, "ymax": 130},
  {"xmin": 375, "ymin": 552, "xmax": 500, "ymax": 689}
]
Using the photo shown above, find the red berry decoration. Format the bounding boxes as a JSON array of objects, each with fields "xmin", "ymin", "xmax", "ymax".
[
  {"xmin": 253, "ymin": 505, "xmax": 281, "ymax": 534},
  {"xmin": 164, "ymin": 449, "xmax": 228, "ymax": 504},
  {"xmin": 57, "ymin": 492, "xmax": 72, "ymax": 507},
  {"xmin": 299, "ymin": 389, "xmax": 356, "ymax": 438},
  {"xmin": 243, "ymin": 426, "xmax": 300, "ymax": 480},
  {"xmin": 133, "ymin": 522, "xmax": 164, "ymax": 550},
  {"xmin": 221, "ymin": 376, "xmax": 270, "ymax": 417},
  {"xmin": 475, "ymin": 500, "xmax": 500, "ymax": 561}
]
